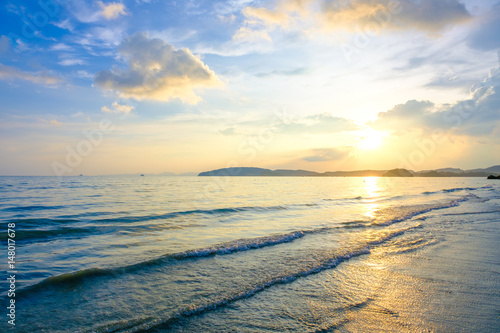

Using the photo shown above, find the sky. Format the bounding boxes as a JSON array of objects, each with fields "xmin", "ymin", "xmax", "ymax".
[{"xmin": 0, "ymin": 0, "xmax": 499, "ymax": 176}]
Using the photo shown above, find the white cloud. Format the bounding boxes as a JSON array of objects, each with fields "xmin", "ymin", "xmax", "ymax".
[
  {"xmin": 101, "ymin": 101, "xmax": 135, "ymax": 114},
  {"xmin": 51, "ymin": 43, "xmax": 72, "ymax": 51},
  {"xmin": 98, "ymin": 1, "xmax": 127, "ymax": 20},
  {"xmin": 112, "ymin": 101, "xmax": 134, "ymax": 113},
  {"xmin": 76, "ymin": 70, "xmax": 93, "ymax": 78},
  {"xmin": 52, "ymin": 19, "xmax": 74, "ymax": 32},
  {"xmin": 372, "ymin": 67, "xmax": 500, "ymax": 137},
  {"xmin": 0, "ymin": 63, "xmax": 61, "ymax": 86},
  {"xmin": 94, "ymin": 32, "xmax": 222, "ymax": 103},
  {"xmin": 65, "ymin": 0, "xmax": 127, "ymax": 23},
  {"xmin": 59, "ymin": 58, "xmax": 85, "ymax": 66}
]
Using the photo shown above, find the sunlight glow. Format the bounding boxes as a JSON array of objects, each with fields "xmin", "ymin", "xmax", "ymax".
[{"xmin": 358, "ymin": 127, "xmax": 387, "ymax": 151}]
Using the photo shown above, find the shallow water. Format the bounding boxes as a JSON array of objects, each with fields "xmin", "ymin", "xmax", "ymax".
[{"xmin": 1, "ymin": 176, "xmax": 499, "ymax": 332}]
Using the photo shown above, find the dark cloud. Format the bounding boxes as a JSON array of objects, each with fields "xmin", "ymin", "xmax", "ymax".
[
  {"xmin": 395, "ymin": 0, "xmax": 471, "ymax": 32},
  {"xmin": 467, "ymin": 3, "xmax": 500, "ymax": 53}
]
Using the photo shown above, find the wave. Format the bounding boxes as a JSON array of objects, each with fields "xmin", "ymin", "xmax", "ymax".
[
  {"xmin": 1, "ymin": 205, "xmax": 66, "ymax": 212},
  {"xmin": 171, "ymin": 231, "xmax": 305, "ymax": 259},
  {"xmin": 5, "ymin": 203, "xmax": 318, "ymax": 242},
  {"xmin": 95, "ymin": 228, "xmax": 409, "ymax": 333},
  {"xmin": 2, "ymin": 218, "xmax": 81, "ymax": 226},
  {"xmin": 373, "ymin": 194, "xmax": 474, "ymax": 226},
  {"xmin": 442, "ymin": 210, "xmax": 500, "ymax": 216},
  {"xmin": 442, "ymin": 187, "xmax": 474, "ymax": 193},
  {"xmin": 93, "ymin": 248, "xmax": 373, "ymax": 333},
  {"xmin": 6, "ymin": 227, "xmax": 99, "ymax": 242},
  {"xmin": 409, "ymin": 185, "xmax": 492, "ymax": 197},
  {"xmin": 62, "ymin": 204, "xmax": 299, "ymax": 224},
  {"xmin": 324, "ymin": 196, "xmax": 364, "ymax": 201},
  {"xmin": 17, "ymin": 230, "xmax": 308, "ymax": 295}
]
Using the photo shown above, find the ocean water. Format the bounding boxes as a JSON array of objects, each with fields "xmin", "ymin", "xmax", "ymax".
[{"xmin": 1, "ymin": 176, "xmax": 499, "ymax": 332}]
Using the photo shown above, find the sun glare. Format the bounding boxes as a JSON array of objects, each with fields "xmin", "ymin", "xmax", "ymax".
[{"xmin": 358, "ymin": 127, "xmax": 386, "ymax": 151}]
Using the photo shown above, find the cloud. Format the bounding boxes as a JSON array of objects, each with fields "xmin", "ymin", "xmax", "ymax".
[
  {"xmin": 303, "ymin": 147, "xmax": 349, "ymax": 162},
  {"xmin": 372, "ymin": 67, "xmax": 500, "ymax": 137},
  {"xmin": 0, "ymin": 36, "xmax": 11, "ymax": 54},
  {"xmin": 59, "ymin": 58, "xmax": 86, "ymax": 66},
  {"xmin": 0, "ymin": 63, "xmax": 62, "ymax": 85},
  {"xmin": 467, "ymin": 3, "xmax": 500, "ymax": 53},
  {"xmin": 219, "ymin": 127, "xmax": 239, "ymax": 136},
  {"xmin": 94, "ymin": 32, "xmax": 222, "ymax": 103},
  {"xmin": 239, "ymin": 0, "xmax": 471, "ymax": 36},
  {"xmin": 255, "ymin": 67, "xmax": 309, "ymax": 77},
  {"xmin": 321, "ymin": 0, "xmax": 471, "ymax": 33},
  {"xmin": 50, "ymin": 43, "xmax": 72, "ymax": 51},
  {"xmin": 65, "ymin": 0, "xmax": 127, "ymax": 23},
  {"xmin": 243, "ymin": 6, "xmax": 290, "ymax": 26},
  {"xmin": 282, "ymin": 113, "xmax": 358, "ymax": 134},
  {"xmin": 101, "ymin": 101, "xmax": 135, "ymax": 114},
  {"xmin": 233, "ymin": 26, "xmax": 272, "ymax": 42},
  {"xmin": 98, "ymin": 1, "xmax": 127, "ymax": 20},
  {"xmin": 214, "ymin": 0, "xmax": 259, "ymax": 15},
  {"xmin": 52, "ymin": 19, "xmax": 74, "ymax": 32}
]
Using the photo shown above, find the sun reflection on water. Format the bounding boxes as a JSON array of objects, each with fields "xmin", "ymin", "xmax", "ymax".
[{"xmin": 363, "ymin": 177, "xmax": 380, "ymax": 219}]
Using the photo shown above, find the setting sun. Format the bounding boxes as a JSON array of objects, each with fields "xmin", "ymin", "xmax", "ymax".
[{"xmin": 358, "ymin": 127, "xmax": 387, "ymax": 151}]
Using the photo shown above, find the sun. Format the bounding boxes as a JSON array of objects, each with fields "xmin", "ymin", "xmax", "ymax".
[{"xmin": 357, "ymin": 127, "xmax": 387, "ymax": 151}]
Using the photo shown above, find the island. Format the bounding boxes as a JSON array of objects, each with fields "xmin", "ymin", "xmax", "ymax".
[{"xmin": 198, "ymin": 165, "xmax": 500, "ymax": 178}]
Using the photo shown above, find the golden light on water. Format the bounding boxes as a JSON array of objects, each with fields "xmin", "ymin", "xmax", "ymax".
[
  {"xmin": 363, "ymin": 177, "xmax": 380, "ymax": 219},
  {"xmin": 363, "ymin": 177, "xmax": 380, "ymax": 198}
]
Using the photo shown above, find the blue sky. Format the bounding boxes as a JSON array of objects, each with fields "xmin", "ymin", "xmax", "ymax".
[{"xmin": 0, "ymin": 0, "xmax": 499, "ymax": 175}]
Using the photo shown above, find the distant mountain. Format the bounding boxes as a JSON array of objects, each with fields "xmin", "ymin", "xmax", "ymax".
[
  {"xmin": 199, "ymin": 167, "xmax": 389, "ymax": 177},
  {"xmin": 198, "ymin": 165, "xmax": 500, "ymax": 177},
  {"xmin": 323, "ymin": 170, "xmax": 387, "ymax": 177},
  {"xmin": 199, "ymin": 167, "xmax": 277, "ymax": 177},
  {"xmin": 466, "ymin": 165, "xmax": 500, "ymax": 173},
  {"xmin": 383, "ymin": 169, "xmax": 413, "ymax": 177},
  {"xmin": 435, "ymin": 168, "xmax": 464, "ymax": 173},
  {"xmin": 273, "ymin": 169, "xmax": 319, "ymax": 176}
]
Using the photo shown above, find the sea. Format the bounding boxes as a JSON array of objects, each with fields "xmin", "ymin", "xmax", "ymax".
[{"xmin": 1, "ymin": 176, "xmax": 499, "ymax": 332}]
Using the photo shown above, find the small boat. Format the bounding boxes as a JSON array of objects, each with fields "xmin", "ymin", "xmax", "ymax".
[{"xmin": 140, "ymin": 174, "xmax": 144, "ymax": 177}]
